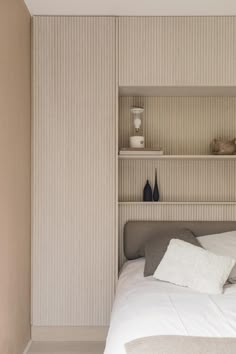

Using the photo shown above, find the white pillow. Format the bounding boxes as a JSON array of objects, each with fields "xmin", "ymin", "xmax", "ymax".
[
  {"xmin": 153, "ymin": 239, "xmax": 235, "ymax": 294},
  {"xmin": 198, "ymin": 231, "xmax": 236, "ymax": 284}
]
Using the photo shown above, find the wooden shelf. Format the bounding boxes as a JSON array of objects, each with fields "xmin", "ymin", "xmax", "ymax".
[
  {"xmin": 119, "ymin": 154, "xmax": 236, "ymax": 160},
  {"xmin": 119, "ymin": 202, "xmax": 236, "ymax": 205},
  {"xmin": 119, "ymin": 86, "xmax": 236, "ymax": 97}
]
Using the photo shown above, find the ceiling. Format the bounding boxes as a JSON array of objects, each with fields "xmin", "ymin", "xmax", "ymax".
[{"xmin": 25, "ymin": 0, "xmax": 236, "ymax": 16}]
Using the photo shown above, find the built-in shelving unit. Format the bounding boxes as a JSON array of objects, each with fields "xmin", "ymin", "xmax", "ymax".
[
  {"xmin": 118, "ymin": 93, "xmax": 236, "ymax": 266},
  {"xmin": 116, "ymin": 16, "xmax": 236, "ymax": 266},
  {"xmin": 118, "ymin": 96, "xmax": 236, "ymax": 204}
]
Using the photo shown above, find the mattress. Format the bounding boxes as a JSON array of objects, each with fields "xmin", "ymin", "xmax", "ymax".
[{"xmin": 104, "ymin": 258, "xmax": 236, "ymax": 354}]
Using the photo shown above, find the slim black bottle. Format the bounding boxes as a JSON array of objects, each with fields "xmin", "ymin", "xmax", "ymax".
[
  {"xmin": 153, "ymin": 168, "xmax": 160, "ymax": 202},
  {"xmin": 143, "ymin": 180, "xmax": 153, "ymax": 202}
]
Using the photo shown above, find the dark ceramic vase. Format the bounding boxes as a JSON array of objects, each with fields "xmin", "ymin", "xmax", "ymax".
[
  {"xmin": 143, "ymin": 180, "xmax": 152, "ymax": 201},
  {"xmin": 153, "ymin": 168, "xmax": 160, "ymax": 202}
]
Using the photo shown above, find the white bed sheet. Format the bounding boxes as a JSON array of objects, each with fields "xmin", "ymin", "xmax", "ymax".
[{"xmin": 104, "ymin": 258, "xmax": 236, "ymax": 354}]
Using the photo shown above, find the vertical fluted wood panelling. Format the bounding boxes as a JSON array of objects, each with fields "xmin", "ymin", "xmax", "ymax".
[
  {"xmin": 119, "ymin": 204, "xmax": 236, "ymax": 266},
  {"xmin": 32, "ymin": 17, "xmax": 116, "ymax": 326},
  {"xmin": 119, "ymin": 17, "xmax": 236, "ymax": 86}
]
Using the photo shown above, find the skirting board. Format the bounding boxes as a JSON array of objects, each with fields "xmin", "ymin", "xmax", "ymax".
[
  {"xmin": 23, "ymin": 340, "xmax": 32, "ymax": 354},
  {"xmin": 31, "ymin": 326, "xmax": 109, "ymax": 342}
]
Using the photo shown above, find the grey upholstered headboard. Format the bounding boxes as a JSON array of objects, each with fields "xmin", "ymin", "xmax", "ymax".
[{"xmin": 124, "ymin": 221, "xmax": 236, "ymax": 260}]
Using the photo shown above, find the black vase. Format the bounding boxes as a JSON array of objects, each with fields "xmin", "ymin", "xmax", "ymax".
[
  {"xmin": 143, "ymin": 180, "xmax": 152, "ymax": 202},
  {"xmin": 153, "ymin": 168, "xmax": 160, "ymax": 202}
]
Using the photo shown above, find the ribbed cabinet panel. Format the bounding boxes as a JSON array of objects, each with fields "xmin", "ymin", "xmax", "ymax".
[
  {"xmin": 32, "ymin": 17, "xmax": 116, "ymax": 326},
  {"xmin": 119, "ymin": 17, "xmax": 236, "ymax": 86}
]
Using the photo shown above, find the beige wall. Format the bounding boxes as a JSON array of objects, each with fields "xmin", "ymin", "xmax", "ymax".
[{"xmin": 0, "ymin": 0, "xmax": 31, "ymax": 353}]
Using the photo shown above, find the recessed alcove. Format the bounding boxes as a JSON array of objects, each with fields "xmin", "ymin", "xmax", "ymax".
[{"xmin": 118, "ymin": 95, "xmax": 236, "ymax": 203}]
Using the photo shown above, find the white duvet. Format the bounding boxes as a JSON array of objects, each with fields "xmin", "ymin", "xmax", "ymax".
[{"xmin": 104, "ymin": 258, "xmax": 236, "ymax": 354}]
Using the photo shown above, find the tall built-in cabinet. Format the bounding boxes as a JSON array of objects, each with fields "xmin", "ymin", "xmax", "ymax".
[
  {"xmin": 33, "ymin": 16, "xmax": 236, "ymax": 334},
  {"xmin": 32, "ymin": 17, "xmax": 117, "ymax": 329}
]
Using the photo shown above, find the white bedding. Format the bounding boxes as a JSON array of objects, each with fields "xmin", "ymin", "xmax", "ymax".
[{"xmin": 104, "ymin": 258, "xmax": 236, "ymax": 354}]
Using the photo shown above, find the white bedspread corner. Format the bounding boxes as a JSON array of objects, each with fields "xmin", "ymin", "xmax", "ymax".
[{"xmin": 104, "ymin": 259, "xmax": 236, "ymax": 354}]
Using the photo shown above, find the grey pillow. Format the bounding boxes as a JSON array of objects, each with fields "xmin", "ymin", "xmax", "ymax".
[{"xmin": 144, "ymin": 229, "xmax": 202, "ymax": 277}]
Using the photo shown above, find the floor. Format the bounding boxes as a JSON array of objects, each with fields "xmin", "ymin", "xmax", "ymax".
[{"xmin": 27, "ymin": 341, "xmax": 105, "ymax": 354}]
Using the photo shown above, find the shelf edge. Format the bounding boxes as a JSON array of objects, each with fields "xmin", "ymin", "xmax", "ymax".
[{"xmin": 118, "ymin": 202, "xmax": 236, "ymax": 205}]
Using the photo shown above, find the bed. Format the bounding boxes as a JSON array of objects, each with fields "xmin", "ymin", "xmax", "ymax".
[{"xmin": 104, "ymin": 221, "xmax": 236, "ymax": 354}]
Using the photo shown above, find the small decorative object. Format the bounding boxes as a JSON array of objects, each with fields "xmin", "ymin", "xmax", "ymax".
[
  {"xmin": 211, "ymin": 138, "xmax": 236, "ymax": 155},
  {"xmin": 129, "ymin": 136, "xmax": 145, "ymax": 148},
  {"xmin": 143, "ymin": 180, "xmax": 152, "ymax": 201},
  {"xmin": 129, "ymin": 107, "xmax": 145, "ymax": 148},
  {"xmin": 153, "ymin": 168, "xmax": 160, "ymax": 202}
]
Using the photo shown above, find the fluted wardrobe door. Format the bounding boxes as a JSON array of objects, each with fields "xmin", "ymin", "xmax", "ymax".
[
  {"xmin": 32, "ymin": 17, "xmax": 117, "ymax": 326},
  {"xmin": 119, "ymin": 17, "xmax": 236, "ymax": 86}
]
